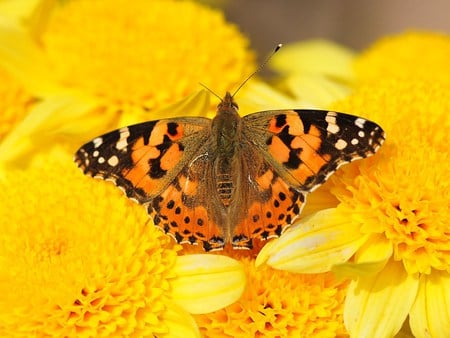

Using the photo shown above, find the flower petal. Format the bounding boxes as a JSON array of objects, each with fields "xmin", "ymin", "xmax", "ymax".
[
  {"xmin": 161, "ymin": 302, "xmax": 201, "ymax": 338},
  {"xmin": 344, "ymin": 259, "xmax": 419, "ymax": 338},
  {"xmin": 256, "ymin": 209, "xmax": 368, "ymax": 273},
  {"xmin": 410, "ymin": 271, "xmax": 450, "ymax": 338},
  {"xmin": 280, "ymin": 73, "xmax": 352, "ymax": 108},
  {"xmin": 0, "ymin": 91, "xmax": 102, "ymax": 165},
  {"xmin": 0, "ymin": 15, "xmax": 56, "ymax": 95},
  {"xmin": 171, "ymin": 254, "xmax": 245, "ymax": 314},
  {"xmin": 332, "ymin": 234, "xmax": 392, "ymax": 278},
  {"xmin": 118, "ymin": 89, "xmax": 212, "ymax": 126},
  {"xmin": 270, "ymin": 39, "xmax": 356, "ymax": 80}
]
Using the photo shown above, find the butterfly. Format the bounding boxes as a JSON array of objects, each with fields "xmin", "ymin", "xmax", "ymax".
[{"xmin": 75, "ymin": 92, "xmax": 385, "ymax": 251}]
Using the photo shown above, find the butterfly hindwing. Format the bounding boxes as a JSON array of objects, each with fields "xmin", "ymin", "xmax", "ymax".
[{"xmin": 147, "ymin": 149, "xmax": 229, "ymax": 251}]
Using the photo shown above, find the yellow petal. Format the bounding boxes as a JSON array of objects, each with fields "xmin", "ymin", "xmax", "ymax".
[
  {"xmin": 160, "ymin": 302, "xmax": 201, "ymax": 338},
  {"xmin": 171, "ymin": 254, "xmax": 245, "ymax": 314},
  {"xmin": 237, "ymin": 80, "xmax": 298, "ymax": 115},
  {"xmin": 0, "ymin": 16, "xmax": 56, "ymax": 95},
  {"xmin": 332, "ymin": 234, "xmax": 393, "ymax": 278},
  {"xmin": 410, "ymin": 271, "xmax": 450, "ymax": 338},
  {"xmin": 344, "ymin": 259, "xmax": 419, "ymax": 338},
  {"xmin": 0, "ymin": 91, "xmax": 102, "ymax": 166},
  {"xmin": 256, "ymin": 208, "xmax": 368, "ymax": 273},
  {"xmin": 270, "ymin": 39, "xmax": 356, "ymax": 80},
  {"xmin": 280, "ymin": 73, "xmax": 352, "ymax": 108},
  {"xmin": 0, "ymin": 0, "xmax": 42, "ymax": 21},
  {"xmin": 118, "ymin": 89, "xmax": 212, "ymax": 126}
]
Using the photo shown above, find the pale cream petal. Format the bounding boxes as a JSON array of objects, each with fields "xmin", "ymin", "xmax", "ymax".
[
  {"xmin": 171, "ymin": 254, "xmax": 245, "ymax": 314},
  {"xmin": 256, "ymin": 209, "xmax": 368, "ymax": 273},
  {"xmin": 345, "ymin": 260, "xmax": 419, "ymax": 338},
  {"xmin": 410, "ymin": 271, "xmax": 450, "ymax": 338},
  {"xmin": 160, "ymin": 302, "xmax": 201, "ymax": 338},
  {"xmin": 118, "ymin": 89, "xmax": 212, "ymax": 126},
  {"xmin": 270, "ymin": 39, "xmax": 356, "ymax": 80},
  {"xmin": 281, "ymin": 74, "xmax": 352, "ymax": 108},
  {"xmin": 237, "ymin": 80, "xmax": 298, "ymax": 115}
]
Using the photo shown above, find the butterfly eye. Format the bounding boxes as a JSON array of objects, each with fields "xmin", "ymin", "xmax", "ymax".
[{"xmin": 232, "ymin": 102, "xmax": 239, "ymax": 110}]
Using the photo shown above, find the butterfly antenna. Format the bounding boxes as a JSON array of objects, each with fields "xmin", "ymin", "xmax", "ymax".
[
  {"xmin": 232, "ymin": 43, "xmax": 283, "ymax": 98},
  {"xmin": 199, "ymin": 82, "xmax": 223, "ymax": 102}
]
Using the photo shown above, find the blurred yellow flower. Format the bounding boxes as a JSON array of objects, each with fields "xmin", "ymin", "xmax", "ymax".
[
  {"xmin": 269, "ymin": 39, "xmax": 356, "ymax": 108},
  {"xmin": 257, "ymin": 31, "xmax": 450, "ymax": 338},
  {"xmin": 0, "ymin": 0, "xmax": 255, "ymax": 165},
  {"xmin": 0, "ymin": 150, "xmax": 245, "ymax": 337},
  {"xmin": 355, "ymin": 30, "xmax": 450, "ymax": 85}
]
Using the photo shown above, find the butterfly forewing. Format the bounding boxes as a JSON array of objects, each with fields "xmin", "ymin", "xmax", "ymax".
[
  {"xmin": 243, "ymin": 109, "xmax": 385, "ymax": 192},
  {"xmin": 75, "ymin": 117, "xmax": 211, "ymax": 203}
]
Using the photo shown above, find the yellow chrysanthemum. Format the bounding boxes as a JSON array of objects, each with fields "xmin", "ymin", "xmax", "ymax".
[
  {"xmin": 195, "ymin": 257, "xmax": 349, "ymax": 337},
  {"xmin": 42, "ymin": 0, "xmax": 254, "ymax": 110},
  {"xmin": 0, "ymin": 150, "xmax": 245, "ymax": 337},
  {"xmin": 258, "ymin": 77, "xmax": 450, "ymax": 337},
  {"xmin": 257, "ymin": 31, "xmax": 450, "ymax": 337},
  {"xmin": 355, "ymin": 31, "xmax": 450, "ymax": 85},
  {"xmin": 0, "ymin": 0, "xmax": 255, "ymax": 165}
]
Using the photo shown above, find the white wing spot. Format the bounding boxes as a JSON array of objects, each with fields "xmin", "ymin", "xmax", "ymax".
[
  {"xmin": 93, "ymin": 137, "xmax": 103, "ymax": 148},
  {"xmin": 351, "ymin": 138, "xmax": 359, "ymax": 145},
  {"xmin": 327, "ymin": 124, "xmax": 340, "ymax": 134},
  {"xmin": 355, "ymin": 118, "xmax": 366, "ymax": 129},
  {"xmin": 116, "ymin": 127, "xmax": 130, "ymax": 150},
  {"xmin": 107, "ymin": 155, "xmax": 119, "ymax": 167},
  {"xmin": 92, "ymin": 150, "xmax": 99, "ymax": 157},
  {"xmin": 98, "ymin": 157, "xmax": 105, "ymax": 164},
  {"xmin": 335, "ymin": 139, "xmax": 348, "ymax": 150},
  {"xmin": 358, "ymin": 130, "xmax": 365, "ymax": 138}
]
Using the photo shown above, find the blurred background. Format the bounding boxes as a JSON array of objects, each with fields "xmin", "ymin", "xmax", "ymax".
[{"xmin": 222, "ymin": 0, "xmax": 450, "ymax": 54}]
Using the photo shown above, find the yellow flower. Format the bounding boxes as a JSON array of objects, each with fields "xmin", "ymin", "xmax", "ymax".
[
  {"xmin": 257, "ymin": 31, "xmax": 450, "ymax": 337},
  {"xmin": 355, "ymin": 31, "xmax": 450, "ymax": 85},
  {"xmin": 0, "ymin": 150, "xmax": 245, "ymax": 337},
  {"xmin": 0, "ymin": 0, "xmax": 255, "ymax": 165},
  {"xmin": 194, "ymin": 257, "xmax": 349, "ymax": 337},
  {"xmin": 258, "ymin": 76, "xmax": 450, "ymax": 337},
  {"xmin": 269, "ymin": 39, "xmax": 356, "ymax": 108}
]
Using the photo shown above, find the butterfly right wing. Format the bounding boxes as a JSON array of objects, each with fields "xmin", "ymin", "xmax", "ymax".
[
  {"xmin": 74, "ymin": 117, "xmax": 211, "ymax": 203},
  {"xmin": 75, "ymin": 117, "xmax": 230, "ymax": 251}
]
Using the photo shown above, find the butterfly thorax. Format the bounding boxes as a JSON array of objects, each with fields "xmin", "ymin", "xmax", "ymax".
[{"xmin": 210, "ymin": 92, "xmax": 243, "ymax": 208}]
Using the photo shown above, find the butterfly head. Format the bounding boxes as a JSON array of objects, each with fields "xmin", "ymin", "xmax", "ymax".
[{"xmin": 217, "ymin": 92, "xmax": 239, "ymax": 114}]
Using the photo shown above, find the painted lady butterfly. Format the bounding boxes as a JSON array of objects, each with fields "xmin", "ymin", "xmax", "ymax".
[{"xmin": 75, "ymin": 91, "xmax": 384, "ymax": 251}]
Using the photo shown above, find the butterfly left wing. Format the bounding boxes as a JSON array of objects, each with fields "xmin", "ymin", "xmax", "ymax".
[{"xmin": 243, "ymin": 109, "xmax": 385, "ymax": 192}]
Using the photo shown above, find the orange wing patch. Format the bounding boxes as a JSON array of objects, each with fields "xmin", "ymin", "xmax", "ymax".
[
  {"xmin": 147, "ymin": 172, "xmax": 225, "ymax": 251},
  {"xmin": 232, "ymin": 172, "xmax": 306, "ymax": 250}
]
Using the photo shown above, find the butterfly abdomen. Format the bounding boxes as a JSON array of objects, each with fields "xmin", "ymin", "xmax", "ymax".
[{"xmin": 216, "ymin": 174, "xmax": 233, "ymax": 206}]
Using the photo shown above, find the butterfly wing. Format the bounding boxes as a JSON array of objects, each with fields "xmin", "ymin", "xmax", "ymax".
[
  {"xmin": 243, "ymin": 109, "xmax": 385, "ymax": 191},
  {"xmin": 227, "ymin": 146, "xmax": 307, "ymax": 250},
  {"xmin": 75, "ymin": 117, "xmax": 231, "ymax": 251},
  {"xmin": 228, "ymin": 109, "xmax": 385, "ymax": 248},
  {"xmin": 75, "ymin": 118, "xmax": 211, "ymax": 203}
]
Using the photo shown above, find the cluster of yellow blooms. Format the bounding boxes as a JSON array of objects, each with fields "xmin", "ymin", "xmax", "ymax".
[{"xmin": 0, "ymin": 1, "xmax": 448, "ymax": 337}]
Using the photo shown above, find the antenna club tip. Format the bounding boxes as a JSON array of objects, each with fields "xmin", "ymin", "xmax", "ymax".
[{"xmin": 275, "ymin": 43, "xmax": 283, "ymax": 52}]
